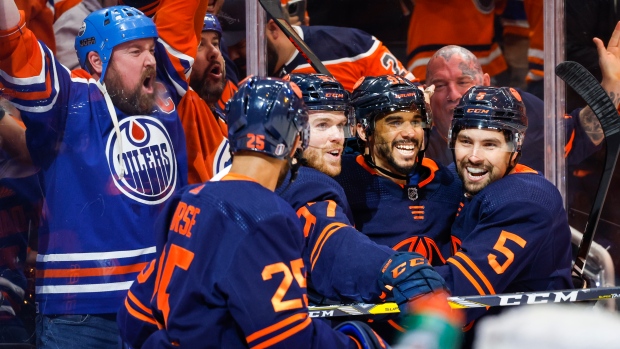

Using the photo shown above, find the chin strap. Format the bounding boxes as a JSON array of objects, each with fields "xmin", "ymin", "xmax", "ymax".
[
  {"xmin": 364, "ymin": 152, "xmax": 428, "ymax": 202},
  {"xmin": 363, "ymin": 154, "xmax": 407, "ymax": 180},
  {"xmin": 277, "ymin": 148, "xmax": 307, "ymax": 195}
]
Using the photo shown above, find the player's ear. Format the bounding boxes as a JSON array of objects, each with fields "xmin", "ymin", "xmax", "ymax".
[
  {"xmin": 266, "ymin": 19, "xmax": 280, "ymax": 39},
  {"xmin": 482, "ymin": 73, "xmax": 491, "ymax": 86},
  {"xmin": 356, "ymin": 123, "xmax": 368, "ymax": 142},
  {"xmin": 87, "ymin": 51, "xmax": 103, "ymax": 76}
]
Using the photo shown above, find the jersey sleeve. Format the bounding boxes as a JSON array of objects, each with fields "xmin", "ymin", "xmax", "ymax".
[
  {"xmin": 436, "ymin": 193, "xmax": 570, "ymax": 323},
  {"xmin": 299, "ymin": 200, "xmax": 393, "ymax": 303}
]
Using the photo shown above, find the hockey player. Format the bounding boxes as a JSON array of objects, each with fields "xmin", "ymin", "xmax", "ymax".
[
  {"xmin": 182, "ymin": 13, "xmax": 231, "ymax": 183},
  {"xmin": 335, "ymin": 75, "xmax": 463, "ymax": 265},
  {"xmin": 265, "ymin": 20, "xmax": 414, "ymax": 91},
  {"xmin": 276, "ymin": 73, "xmax": 447, "ymax": 308},
  {"xmin": 0, "ymin": 0, "xmax": 200, "ymax": 347},
  {"xmin": 118, "ymin": 76, "xmax": 390, "ymax": 349},
  {"xmin": 436, "ymin": 85, "xmax": 572, "ymax": 346},
  {"xmin": 425, "ymin": 44, "xmax": 610, "ymax": 172}
]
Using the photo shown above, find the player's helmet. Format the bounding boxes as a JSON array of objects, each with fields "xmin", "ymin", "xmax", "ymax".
[
  {"xmin": 202, "ymin": 13, "xmax": 223, "ymax": 38},
  {"xmin": 75, "ymin": 6, "xmax": 158, "ymax": 83},
  {"xmin": 350, "ymin": 75, "xmax": 430, "ymax": 137},
  {"xmin": 285, "ymin": 73, "xmax": 349, "ymax": 111},
  {"xmin": 226, "ymin": 76, "xmax": 309, "ymax": 159},
  {"xmin": 449, "ymin": 86, "xmax": 527, "ymax": 152}
]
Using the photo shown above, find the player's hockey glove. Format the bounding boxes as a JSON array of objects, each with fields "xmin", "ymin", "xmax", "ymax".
[
  {"xmin": 378, "ymin": 252, "xmax": 448, "ymax": 312},
  {"xmin": 334, "ymin": 321, "xmax": 391, "ymax": 349}
]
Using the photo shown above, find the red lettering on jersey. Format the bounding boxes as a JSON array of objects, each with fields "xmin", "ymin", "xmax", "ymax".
[{"xmin": 155, "ymin": 82, "xmax": 175, "ymax": 114}]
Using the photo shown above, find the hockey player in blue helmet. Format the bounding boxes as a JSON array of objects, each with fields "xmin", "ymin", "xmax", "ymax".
[
  {"xmin": 118, "ymin": 76, "xmax": 391, "ymax": 349},
  {"xmin": 190, "ymin": 13, "xmax": 227, "ymax": 106}
]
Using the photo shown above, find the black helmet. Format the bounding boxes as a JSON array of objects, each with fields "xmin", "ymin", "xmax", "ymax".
[
  {"xmin": 226, "ymin": 76, "xmax": 309, "ymax": 159},
  {"xmin": 285, "ymin": 73, "xmax": 349, "ymax": 111}
]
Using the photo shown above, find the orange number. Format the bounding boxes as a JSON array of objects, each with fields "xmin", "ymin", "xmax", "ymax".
[
  {"xmin": 246, "ymin": 133, "xmax": 265, "ymax": 150},
  {"xmin": 261, "ymin": 259, "xmax": 306, "ymax": 312},
  {"xmin": 296, "ymin": 205, "xmax": 316, "ymax": 238},
  {"xmin": 487, "ymin": 230, "xmax": 527, "ymax": 274},
  {"xmin": 154, "ymin": 244, "xmax": 195, "ymax": 325}
]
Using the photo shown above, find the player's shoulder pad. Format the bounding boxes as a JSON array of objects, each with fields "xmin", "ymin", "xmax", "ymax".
[{"xmin": 276, "ymin": 166, "xmax": 349, "ymax": 211}]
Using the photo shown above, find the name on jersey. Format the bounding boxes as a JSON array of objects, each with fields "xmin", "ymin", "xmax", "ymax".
[
  {"xmin": 169, "ymin": 202, "xmax": 201, "ymax": 238},
  {"xmin": 106, "ymin": 116, "xmax": 178, "ymax": 205}
]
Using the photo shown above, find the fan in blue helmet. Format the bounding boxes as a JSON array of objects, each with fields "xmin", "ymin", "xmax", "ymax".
[
  {"xmin": 449, "ymin": 85, "xmax": 528, "ymax": 196},
  {"xmin": 74, "ymin": 6, "xmax": 159, "ymax": 115},
  {"xmin": 351, "ymin": 74, "xmax": 431, "ymax": 182},
  {"xmin": 190, "ymin": 13, "xmax": 227, "ymax": 106},
  {"xmin": 285, "ymin": 73, "xmax": 350, "ymax": 176}
]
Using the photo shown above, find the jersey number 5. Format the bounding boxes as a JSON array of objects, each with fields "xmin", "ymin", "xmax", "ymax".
[
  {"xmin": 153, "ymin": 244, "xmax": 195, "ymax": 325},
  {"xmin": 487, "ymin": 230, "xmax": 527, "ymax": 274},
  {"xmin": 262, "ymin": 259, "xmax": 307, "ymax": 312}
]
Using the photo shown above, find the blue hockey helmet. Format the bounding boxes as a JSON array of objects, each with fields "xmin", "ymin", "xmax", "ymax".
[
  {"xmin": 449, "ymin": 86, "xmax": 528, "ymax": 152},
  {"xmin": 226, "ymin": 76, "xmax": 309, "ymax": 159},
  {"xmin": 75, "ymin": 5, "xmax": 158, "ymax": 82},
  {"xmin": 202, "ymin": 13, "xmax": 223, "ymax": 37},
  {"xmin": 350, "ymin": 74, "xmax": 429, "ymax": 137},
  {"xmin": 284, "ymin": 73, "xmax": 349, "ymax": 111}
]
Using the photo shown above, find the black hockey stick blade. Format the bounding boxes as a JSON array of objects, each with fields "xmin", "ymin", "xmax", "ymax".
[
  {"xmin": 307, "ymin": 286, "xmax": 620, "ymax": 318},
  {"xmin": 258, "ymin": 0, "xmax": 333, "ymax": 77},
  {"xmin": 555, "ymin": 61, "xmax": 620, "ymax": 277}
]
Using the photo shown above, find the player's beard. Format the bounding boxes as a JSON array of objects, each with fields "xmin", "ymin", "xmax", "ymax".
[
  {"xmin": 267, "ymin": 40, "xmax": 279, "ymax": 75},
  {"xmin": 106, "ymin": 66, "xmax": 156, "ymax": 116},
  {"xmin": 190, "ymin": 66, "xmax": 226, "ymax": 106},
  {"xmin": 303, "ymin": 147, "xmax": 342, "ymax": 177},
  {"xmin": 456, "ymin": 159, "xmax": 496, "ymax": 196},
  {"xmin": 374, "ymin": 138, "xmax": 420, "ymax": 176}
]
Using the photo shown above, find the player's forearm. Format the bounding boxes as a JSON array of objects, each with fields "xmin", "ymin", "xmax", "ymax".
[
  {"xmin": 0, "ymin": 1, "xmax": 20, "ymax": 30},
  {"xmin": 577, "ymin": 79, "xmax": 620, "ymax": 146}
]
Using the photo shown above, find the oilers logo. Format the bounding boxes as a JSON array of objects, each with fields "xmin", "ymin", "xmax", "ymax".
[
  {"xmin": 213, "ymin": 138, "xmax": 232, "ymax": 176},
  {"xmin": 106, "ymin": 116, "xmax": 177, "ymax": 205}
]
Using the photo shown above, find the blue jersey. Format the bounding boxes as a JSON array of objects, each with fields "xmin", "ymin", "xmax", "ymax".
[
  {"xmin": 0, "ymin": 11, "xmax": 189, "ymax": 314},
  {"xmin": 436, "ymin": 165, "xmax": 572, "ymax": 326},
  {"xmin": 277, "ymin": 167, "xmax": 394, "ymax": 304},
  {"xmin": 119, "ymin": 174, "xmax": 359, "ymax": 348},
  {"xmin": 335, "ymin": 155, "xmax": 463, "ymax": 265}
]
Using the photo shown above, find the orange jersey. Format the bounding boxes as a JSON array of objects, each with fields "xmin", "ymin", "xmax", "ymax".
[
  {"xmin": 406, "ymin": 0, "xmax": 507, "ymax": 82},
  {"xmin": 524, "ymin": 0, "xmax": 544, "ymax": 82},
  {"xmin": 280, "ymin": 25, "xmax": 415, "ymax": 91},
  {"xmin": 15, "ymin": 0, "xmax": 56, "ymax": 52}
]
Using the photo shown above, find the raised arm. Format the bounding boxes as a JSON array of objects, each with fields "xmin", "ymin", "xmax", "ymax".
[
  {"xmin": 0, "ymin": 0, "xmax": 20, "ymax": 30},
  {"xmin": 578, "ymin": 21, "xmax": 620, "ymax": 146}
]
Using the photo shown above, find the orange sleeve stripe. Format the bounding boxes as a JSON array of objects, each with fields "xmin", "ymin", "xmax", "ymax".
[
  {"xmin": 310, "ymin": 222, "xmax": 346, "ymax": 261},
  {"xmin": 36, "ymin": 262, "xmax": 149, "ymax": 278},
  {"xmin": 246, "ymin": 312, "xmax": 307, "ymax": 343},
  {"xmin": 387, "ymin": 319, "xmax": 406, "ymax": 333},
  {"xmin": 447, "ymin": 257, "xmax": 486, "ymax": 296},
  {"xmin": 124, "ymin": 298, "xmax": 158, "ymax": 325},
  {"xmin": 127, "ymin": 290, "xmax": 153, "ymax": 316},
  {"xmin": 311, "ymin": 223, "xmax": 347, "ymax": 271},
  {"xmin": 310, "ymin": 223, "xmax": 345, "ymax": 270},
  {"xmin": 455, "ymin": 252, "xmax": 496, "ymax": 295},
  {"xmin": 250, "ymin": 316, "xmax": 312, "ymax": 349},
  {"xmin": 326, "ymin": 200, "xmax": 337, "ymax": 218},
  {"xmin": 564, "ymin": 128, "xmax": 575, "ymax": 158},
  {"xmin": 347, "ymin": 336, "xmax": 363, "ymax": 349}
]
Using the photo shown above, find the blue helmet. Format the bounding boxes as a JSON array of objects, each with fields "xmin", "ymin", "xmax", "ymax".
[
  {"xmin": 284, "ymin": 73, "xmax": 349, "ymax": 111},
  {"xmin": 350, "ymin": 74, "xmax": 429, "ymax": 137},
  {"xmin": 203, "ymin": 13, "xmax": 223, "ymax": 37},
  {"xmin": 75, "ymin": 6, "xmax": 158, "ymax": 82},
  {"xmin": 449, "ymin": 86, "xmax": 528, "ymax": 152},
  {"xmin": 226, "ymin": 76, "xmax": 309, "ymax": 159}
]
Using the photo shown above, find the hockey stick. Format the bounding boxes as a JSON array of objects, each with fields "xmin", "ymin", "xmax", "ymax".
[
  {"xmin": 307, "ymin": 286, "xmax": 620, "ymax": 318},
  {"xmin": 555, "ymin": 61, "xmax": 620, "ymax": 278},
  {"xmin": 258, "ymin": 0, "xmax": 333, "ymax": 77}
]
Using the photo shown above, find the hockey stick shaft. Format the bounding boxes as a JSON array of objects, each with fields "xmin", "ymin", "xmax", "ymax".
[
  {"xmin": 555, "ymin": 61, "xmax": 620, "ymax": 277},
  {"xmin": 307, "ymin": 286, "xmax": 620, "ymax": 318},
  {"xmin": 258, "ymin": 0, "xmax": 333, "ymax": 77}
]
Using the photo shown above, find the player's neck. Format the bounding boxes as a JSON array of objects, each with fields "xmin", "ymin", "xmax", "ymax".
[{"xmin": 229, "ymin": 153, "xmax": 286, "ymax": 191}]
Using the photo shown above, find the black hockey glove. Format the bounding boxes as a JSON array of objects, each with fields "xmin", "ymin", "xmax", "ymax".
[
  {"xmin": 378, "ymin": 252, "xmax": 448, "ymax": 312},
  {"xmin": 334, "ymin": 321, "xmax": 391, "ymax": 349}
]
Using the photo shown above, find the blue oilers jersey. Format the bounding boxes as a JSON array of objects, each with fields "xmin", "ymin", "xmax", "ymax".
[
  {"xmin": 0, "ymin": 12, "xmax": 189, "ymax": 314},
  {"xmin": 335, "ymin": 155, "xmax": 463, "ymax": 266},
  {"xmin": 277, "ymin": 167, "xmax": 394, "ymax": 303},
  {"xmin": 436, "ymin": 165, "xmax": 572, "ymax": 325},
  {"xmin": 119, "ymin": 174, "xmax": 359, "ymax": 348}
]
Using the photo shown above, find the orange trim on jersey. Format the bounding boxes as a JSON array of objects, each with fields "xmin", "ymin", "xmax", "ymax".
[
  {"xmin": 347, "ymin": 336, "xmax": 363, "ymax": 349},
  {"xmin": 425, "ymin": 238, "xmax": 447, "ymax": 264},
  {"xmin": 356, "ymin": 155, "xmax": 378, "ymax": 175},
  {"xmin": 512, "ymin": 164, "xmax": 538, "ymax": 175},
  {"xmin": 455, "ymin": 252, "xmax": 496, "ymax": 295},
  {"xmin": 124, "ymin": 298, "xmax": 158, "ymax": 325},
  {"xmin": 387, "ymin": 319, "xmax": 407, "ymax": 333},
  {"xmin": 310, "ymin": 222, "xmax": 347, "ymax": 271},
  {"xmin": 247, "ymin": 313, "xmax": 311, "ymax": 348},
  {"xmin": 446, "ymin": 257, "xmax": 486, "ymax": 296},
  {"xmin": 418, "ymin": 158, "xmax": 438, "ymax": 188},
  {"xmin": 36, "ymin": 262, "xmax": 148, "ymax": 278},
  {"xmin": 221, "ymin": 173, "xmax": 258, "ymax": 183},
  {"xmin": 463, "ymin": 320, "xmax": 476, "ymax": 332},
  {"xmin": 326, "ymin": 200, "xmax": 337, "ymax": 217},
  {"xmin": 565, "ymin": 128, "xmax": 575, "ymax": 158},
  {"xmin": 137, "ymin": 260, "xmax": 156, "ymax": 283},
  {"xmin": 127, "ymin": 290, "xmax": 153, "ymax": 316}
]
